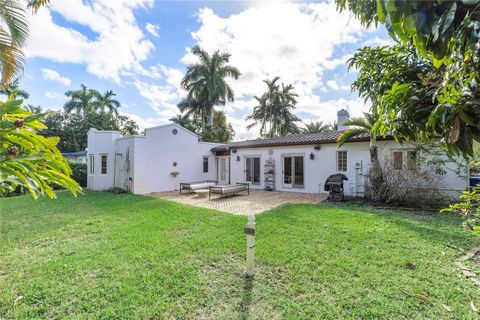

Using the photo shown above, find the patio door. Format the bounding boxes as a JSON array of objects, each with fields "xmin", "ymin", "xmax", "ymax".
[
  {"xmin": 217, "ymin": 156, "xmax": 230, "ymax": 185},
  {"xmin": 282, "ymin": 156, "xmax": 304, "ymax": 188},
  {"xmin": 245, "ymin": 157, "xmax": 260, "ymax": 185}
]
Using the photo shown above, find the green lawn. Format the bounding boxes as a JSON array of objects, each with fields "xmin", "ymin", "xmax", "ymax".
[{"xmin": 1, "ymin": 192, "xmax": 479, "ymax": 319}]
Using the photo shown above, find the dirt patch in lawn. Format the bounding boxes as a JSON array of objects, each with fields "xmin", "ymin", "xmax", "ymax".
[{"xmin": 194, "ymin": 254, "xmax": 289, "ymax": 320}]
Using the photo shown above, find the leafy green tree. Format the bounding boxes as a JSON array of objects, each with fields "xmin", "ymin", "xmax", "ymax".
[
  {"xmin": 202, "ymin": 111, "xmax": 235, "ymax": 143},
  {"xmin": 335, "ymin": 0, "xmax": 480, "ymax": 156},
  {"xmin": 170, "ymin": 110, "xmax": 235, "ymax": 143},
  {"xmin": 347, "ymin": 43, "xmax": 480, "ymax": 156},
  {"xmin": 246, "ymin": 77, "xmax": 301, "ymax": 138},
  {"xmin": 180, "ymin": 45, "xmax": 240, "ymax": 128},
  {"xmin": 170, "ymin": 113, "xmax": 201, "ymax": 134},
  {"xmin": 441, "ymin": 186, "xmax": 480, "ymax": 234},
  {"xmin": 64, "ymin": 84, "xmax": 99, "ymax": 115},
  {"xmin": 117, "ymin": 114, "xmax": 139, "ymax": 136},
  {"xmin": 42, "ymin": 110, "xmax": 139, "ymax": 152},
  {"xmin": 92, "ymin": 90, "xmax": 120, "ymax": 116},
  {"xmin": 300, "ymin": 121, "xmax": 333, "ymax": 134},
  {"xmin": 0, "ymin": 93, "xmax": 81, "ymax": 198},
  {"xmin": 471, "ymin": 142, "xmax": 480, "ymax": 173}
]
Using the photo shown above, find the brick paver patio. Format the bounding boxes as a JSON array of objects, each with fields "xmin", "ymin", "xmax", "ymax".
[{"xmin": 150, "ymin": 189, "xmax": 327, "ymax": 215}]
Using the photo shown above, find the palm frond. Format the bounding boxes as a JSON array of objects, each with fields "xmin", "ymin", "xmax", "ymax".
[
  {"xmin": 337, "ymin": 128, "xmax": 369, "ymax": 147},
  {"xmin": 0, "ymin": 0, "xmax": 28, "ymax": 47},
  {"xmin": 0, "ymin": 37, "xmax": 24, "ymax": 86},
  {"xmin": 343, "ymin": 117, "xmax": 372, "ymax": 130},
  {"xmin": 27, "ymin": 0, "xmax": 51, "ymax": 13}
]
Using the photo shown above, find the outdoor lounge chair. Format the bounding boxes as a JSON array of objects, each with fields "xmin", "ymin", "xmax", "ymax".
[
  {"xmin": 179, "ymin": 180, "xmax": 217, "ymax": 194},
  {"xmin": 209, "ymin": 183, "xmax": 250, "ymax": 199}
]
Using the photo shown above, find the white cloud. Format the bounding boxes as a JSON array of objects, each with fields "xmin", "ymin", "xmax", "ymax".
[
  {"xmin": 41, "ymin": 68, "xmax": 72, "ymax": 86},
  {"xmin": 145, "ymin": 23, "xmax": 160, "ymax": 37},
  {"xmin": 44, "ymin": 91, "xmax": 62, "ymax": 99},
  {"xmin": 126, "ymin": 65, "xmax": 185, "ymax": 124},
  {"xmin": 26, "ymin": 0, "xmax": 155, "ymax": 83},
  {"xmin": 326, "ymin": 79, "xmax": 349, "ymax": 91},
  {"xmin": 364, "ymin": 36, "xmax": 395, "ymax": 47},
  {"xmin": 121, "ymin": 112, "xmax": 163, "ymax": 130},
  {"xmin": 181, "ymin": 2, "xmax": 375, "ymax": 138},
  {"xmin": 296, "ymin": 96, "xmax": 368, "ymax": 123},
  {"xmin": 327, "ymin": 80, "xmax": 340, "ymax": 90}
]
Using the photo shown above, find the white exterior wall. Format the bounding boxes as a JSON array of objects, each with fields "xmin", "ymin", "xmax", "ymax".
[
  {"xmin": 129, "ymin": 124, "xmax": 220, "ymax": 194},
  {"xmin": 87, "ymin": 124, "xmax": 467, "ymax": 197},
  {"xmin": 227, "ymin": 140, "xmax": 467, "ymax": 197},
  {"xmin": 87, "ymin": 129, "xmax": 122, "ymax": 191},
  {"xmin": 87, "ymin": 124, "xmax": 221, "ymax": 194}
]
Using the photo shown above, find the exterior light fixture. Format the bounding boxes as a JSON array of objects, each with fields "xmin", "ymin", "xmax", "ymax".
[
  {"xmin": 310, "ymin": 152, "xmax": 315, "ymax": 160},
  {"xmin": 236, "ymin": 155, "xmax": 240, "ymax": 161}
]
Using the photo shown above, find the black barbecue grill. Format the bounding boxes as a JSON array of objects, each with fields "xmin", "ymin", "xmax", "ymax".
[{"xmin": 324, "ymin": 173, "xmax": 348, "ymax": 201}]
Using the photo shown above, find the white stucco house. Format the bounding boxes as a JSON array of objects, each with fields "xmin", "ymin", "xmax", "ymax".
[{"xmin": 86, "ymin": 110, "xmax": 469, "ymax": 197}]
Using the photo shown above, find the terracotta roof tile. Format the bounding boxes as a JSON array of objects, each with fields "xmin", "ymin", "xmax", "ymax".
[{"xmin": 211, "ymin": 131, "xmax": 376, "ymax": 151}]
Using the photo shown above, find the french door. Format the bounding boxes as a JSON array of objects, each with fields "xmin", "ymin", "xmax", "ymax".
[
  {"xmin": 282, "ymin": 156, "xmax": 304, "ymax": 188},
  {"xmin": 217, "ymin": 156, "xmax": 230, "ymax": 185},
  {"xmin": 245, "ymin": 157, "xmax": 260, "ymax": 184}
]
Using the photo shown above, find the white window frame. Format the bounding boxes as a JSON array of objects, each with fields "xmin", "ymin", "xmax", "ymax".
[
  {"xmin": 392, "ymin": 149, "xmax": 418, "ymax": 170},
  {"xmin": 245, "ymin": 156, "xmax": 261, "ymax": 185},
  {"xmin": 203, "ymin": 156, "xmax": 209, "ymax": 173},
  {"xmin": 406, "ymin": 150, "xmax": 418, "ymax": 170},
  {"xmin": 100, "ymin": 154, "xmax": 108, "ymax": 175},
  {"xmin": 336, "ymin": 151, "xmax": 348, "ymax": 172},
  {"xmin": 393, "ymin": 151, "xmax": 403, "ymax": 170},
  {"xmin": 88, "ymin": 154, "xmax": 94, "ymax": 175},
  {"xmin": 281, "ymin": 153, "xmax": 305, "ymax": 189}
]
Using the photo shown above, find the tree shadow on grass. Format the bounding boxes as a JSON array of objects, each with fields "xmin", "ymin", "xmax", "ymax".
[
  {"xmin": 239, "ymin": 275, "xmax": 254, "ymax": 320},
  {"xmin": 345, "ymin": 204, "xmax": 479, "ymax": 250}
]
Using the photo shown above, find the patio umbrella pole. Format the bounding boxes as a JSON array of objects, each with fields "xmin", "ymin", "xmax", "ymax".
[{"xmin": 245, "ymin": 214, "xmax": 256, "ymax": 277}]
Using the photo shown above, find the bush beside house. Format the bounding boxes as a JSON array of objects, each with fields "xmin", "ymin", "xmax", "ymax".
[{"xmin": 70, "ymin": 162, "xmax": 87, "ymax": 187}]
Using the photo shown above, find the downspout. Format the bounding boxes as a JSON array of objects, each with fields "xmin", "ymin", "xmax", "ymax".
[{"xmin": 113, "ymin": 155, "xmax": 117, "ymax": 189}]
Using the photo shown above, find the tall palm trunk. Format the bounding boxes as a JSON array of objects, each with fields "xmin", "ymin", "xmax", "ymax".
[
  {"xmin": 369, "ymin": 139, "xmax": 383, "ymax": 192},
  {"xmin": 207, "ymin": 107, "xmax": 214, "ymax": 126}
]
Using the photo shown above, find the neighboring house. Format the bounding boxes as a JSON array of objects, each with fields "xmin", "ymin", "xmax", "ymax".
[
  {"xmin": 87, "ymin": 110, "xmax": 469, "ymax": 197},
  {"xmin": 62, "ymin": 150, "xmax": 88, "ymax": 163}
]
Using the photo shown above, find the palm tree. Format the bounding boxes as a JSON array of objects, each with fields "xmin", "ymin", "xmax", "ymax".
[
  {"xmin": 246, "ymin": 96, "xmax": 270, "ymax": 138},
  {"xmin": 25, "ymin": 104, "xmax": 43, "ymax": 113},
  {"xmin": 177, "ymin": 96, "xmax": 206, "ymax": 131},
  {"xmin": 64, "ymin": 84, "xmax": 99, "ymax": 115},
  {"xmin": 337, "ymin": 113, "xmax": 383, "ymax": 188},
  {"xmin": 337, "ymin": 113, "xmax": 376, "ymax": 147},
  {"xmin": 246, "ymin": 77, "xmax": 300, "ymax": 138},
  {"xmin": 92, "ymin": 90, "xmax": 120, "ymax": 115},
  {"xmin": 0, "ymin": 79, "xmax": 29, "ymax": 99},
  {"xmin": 0, "ymin": 0, "xmax": 49, "ymax": 86},
  {"xmin": 180, "ymin": 45, "xmax": 240, "ymax": 129},
  {"xmin": 300, "ymin": 121, "xmax": 333, "ymax": 134},
  {"xmin": 170, "ymin": 114, "xmax": 200, "ymax": 134}
]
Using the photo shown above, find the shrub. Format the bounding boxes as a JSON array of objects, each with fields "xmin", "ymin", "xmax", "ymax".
[
  {"xmin": 108, "ymin": 187, "xmax": 128, "ymax": 194},
  {"xmin": 69, "ymin": 162, "xmax": 87, "ymax": 187},
  {"xmin": 441, "ymin": 186, "xmax": 480, "ymax": 236},
  {"xmin": 364, "ymin": 158, "xmax": 445, "ymax": 208}
]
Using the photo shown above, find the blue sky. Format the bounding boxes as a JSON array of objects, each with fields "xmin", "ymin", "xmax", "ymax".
[{"xmin": 22, "ymin": 0, "xmax": 392, "ymax": 140}]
